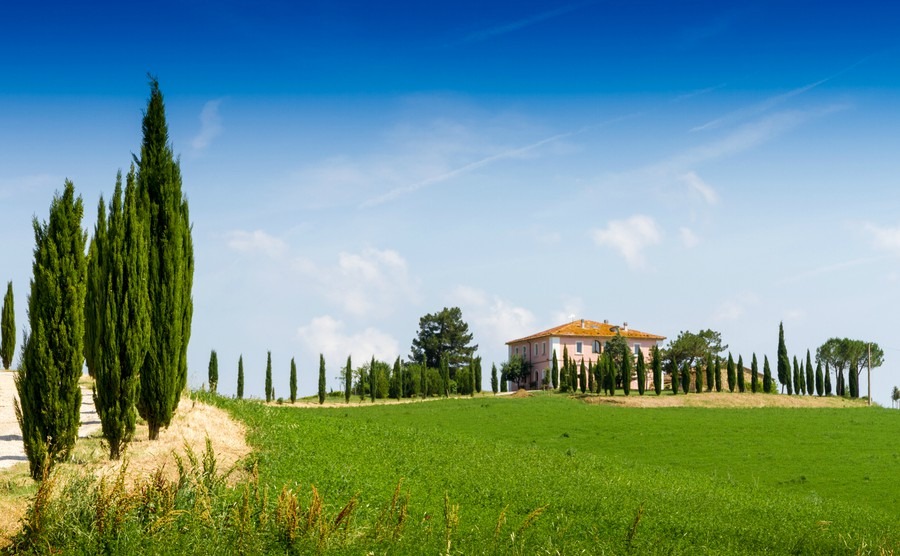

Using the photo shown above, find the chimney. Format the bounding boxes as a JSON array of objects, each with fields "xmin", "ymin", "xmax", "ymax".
[
  {"xmin": 603, "ymin": 319, "xmax": 608, "ymax": 324},
  {"xmin": 623, "ymin": 321, "xmax": 629, "ymax": 331},
  {"xmin": 580, "ymin": 319, "xmax": 585, "ymax": 328}
]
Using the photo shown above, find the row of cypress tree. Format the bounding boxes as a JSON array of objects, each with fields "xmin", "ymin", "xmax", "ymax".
[{"xmin": 14, "ymin": 78, "xmax": 193, "ymax": 479}]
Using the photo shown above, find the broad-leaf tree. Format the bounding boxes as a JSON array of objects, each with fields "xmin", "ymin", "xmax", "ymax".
[
  {"xmin": 410, "ymin": 307, "xmax": 477, "ymax": 379},
  {"xmin": 16, "ymin": 181, "xmax": 87, "ymax": 479}
]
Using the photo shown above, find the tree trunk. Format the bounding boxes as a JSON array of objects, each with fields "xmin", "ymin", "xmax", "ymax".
[{"xmin": 149, "ymin": 422, "xmax": 160, "ymax": 441}]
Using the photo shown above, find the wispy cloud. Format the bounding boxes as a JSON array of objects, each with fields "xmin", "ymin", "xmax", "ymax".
[
  {"xmin": 192, "ymin": 99, "xmax": 223, "ymax": 152},
  {"xmin": 712, "ymin": 292, "xmax": 759, "ymax": 321},
  {"xmin": 864, "ymin": 222, "xmax": 900, "ymax": 255},
  {"xmin": 225, "ymin": 229, "xmax": 288, "ymax": 258},
  {"xmin": 679, "ymin": 227, "xmax": 700, "ymax": 248},
  {"xmin": 362, "ymin": 129, "xmax": 578, "ymax": 207},
  {"xmin": 679, "ymin": 171, "xmax": 718, "ymax": 204},
  {"xmin": 450, "ymin": 286, "xmax": 536, "ymax": 347},
  {"xmin": 297, "ymin": 315, "xmax": 399, "ymax": 366},
  {"xmin": 459, "ymin": 1, "xmax": 595, "ymax": 44},
  {"xmin": 780, "ymin": 255, "xmax": 888, "ymax": 284},
  {"xmin": 591, "ymin": 215, "xmax": 662, "ymax": 269}
]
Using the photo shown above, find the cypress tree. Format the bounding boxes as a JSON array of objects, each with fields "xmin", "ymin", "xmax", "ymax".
[
  {"xmin": 15, "ymin": 181, "xmax": 86, "ymax": 479},
  {"xmin": 422, "ymin": 363, "xmax": 429, "ymax": 396},
  {"xmin": 824, "ymin": 362, "xmax": 832, "ymax": 396},
  {"xmin": 750, "ymin": 353, "xmax": 759, "ymax": 393},
  {"xmin": 237, "ymin": 355, "xmax": 244, "ymax": 399},
  {"xmin": 500, "ymin": 366, "xmax": 508, "ymax": 392},
  {"xmin": 651, "ymin": 345, "xmax": 662, "ymax": 395},
  {"xmin": 370, "ymin": 355, "xmax": 377, "ymax": 402},
  {"xmin": 561, "ymin": 346, "xmax": 569, "ymax": 392},
  {"xmin": 680, "ymin": 361, "xmax": 690, "ymax": 394},
  {"xmin": 726, "ymin": 353, "xmax": 736, "ymax": 392},
  {"xmin": 85, "ymin": 173, "xmax": 150, "ymax": 460},
  {"xmin": 318, "ymin": 354, "xmax": 326, "ymax": 404},
  {"xmin": 440, "ymin": 355, "xmax": 450, "ymax": 397},
  {"xmin": 607, "ymin": 353, "xmax": 617, "ymax": 395},
  {"xmin": 849, "ymin": 357, "xmax": 859, "ymax": 398},
  {"xmin": 694, "ymin": 361, "xmax": 703, "ymax": 393},
  {"xmin": 474, "ymin": 356, "xmax": 482, "ymax": 393},
  {"xmin": 344, "ymin": 356, "xmax": 352, "ymax": 403},
  {"xmin": 636, "ymin": 350, "xmax": 646, "ymax": 395},
  {"xmin": 671, "ymin": 359, "xmax": 679, "ymax": 395},
  {"xmin": 714, "ymin": 357, "xmax": 722, "ymax": 392},
  {"xmin": 622, "ymin": 353, "xmax": 632, "ymax": 396},
  {"xmin": 491, "ymin": 363, "xmax": 498, "ymax": 393},
  {"xmin": 762, "ymin": 355, "xmax": 772, "ymax": 393},
  {"xmin": 265, "ymin": 351, "xmax": 273, "ymax": 402},
  {"xmin": 793, "ymin": 356, "xmax": 802, "ymax": 395},
  {"xmin": 469, "ymin": 360, "xmax": 476, "ymax": 396},
  {"xmin": 815, "ymin": 360, "xmax": 824, "ymax": 397},
  {"xmin": 777, "ymin": 322, "xmax": 791, "ymax": 395},
  {"xmin": 579, "ymin": 359, "xmax": 587, "ymax": 393},
  {"xmin": 396, "ymin": 356, "xmax": 404, "ymax": 399},
  {"xmin": 737, "ymin": 355, "xmax": 745, "ymax": 393},
  {"xmin": 805, "ymin": 350, "xmax": 815, "ymax": 397},
  {"xmin": 1, "ymin": 281, "xmax": 14, "ymax": 370},
  {"xmin": 551, "ymin": 350, "xmax": 559, "ymax": 389},
  {"xmin": 135, "ymin": 78, "xmax": 194, "ymax": 441},
  {"xmin": 705, "ymin": 351, "xmax": 714, "ymax": 392},
  {"xmin": 208, "ymin": 350, "xmax": 219, "ymax": 393},
  {"xmin": 290, "ymin": 357, "xmax": 297, "ymax": 403}
]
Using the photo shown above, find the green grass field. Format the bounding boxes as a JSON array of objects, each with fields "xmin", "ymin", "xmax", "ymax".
[
  {"xmin": 11, "ymin": 392, "xmax": 899, "ymax": 554},
  {"xmin": 218, "ymin": 392, "xmax": 899, "ymax": 554}
]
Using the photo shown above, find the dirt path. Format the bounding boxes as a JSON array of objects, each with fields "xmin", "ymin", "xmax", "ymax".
[{"xmin": 0, "ymin": 371, "xmax": 101, "ymax": 469}]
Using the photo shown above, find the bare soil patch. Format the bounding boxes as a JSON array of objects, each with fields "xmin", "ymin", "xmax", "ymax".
[{"xmin": 581, "ymin": 392, "xmax": 867, "ymax": 408}]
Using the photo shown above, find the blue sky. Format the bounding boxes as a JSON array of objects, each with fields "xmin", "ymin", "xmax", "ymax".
[{"xmin": 2, "ymin": 0, "xmax": 900, "ymax": 404}]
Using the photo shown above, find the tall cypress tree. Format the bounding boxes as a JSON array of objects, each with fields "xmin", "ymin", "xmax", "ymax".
[
  {"xmin": 265, "ymin": 351, "xmax": 273, "ymax": 402},
  {"xmin": 237, "ymin": 355, "xmax": 244, "ymax": 399},
  {"xmin": 815, "ymin": 360, "xmax": 824, "ymax": 397},
  {"xmin": 605, "ymin": 353, "xmax": 616, "ymax": 396},
  {"xmin": 491, "ymin": 363, "xmax": 498, "ymax": 394},
  {"xmin": 85, "ymin": 172, "xmax": 150, "ymax": 460},
  {"xmin": 208, "ymin": 350, "xmax": 219, "ymax": 393},
  {"xmin": 551, "ymin": 350, "xmax": 559, "ymax": 390},
  {"xmin": 16, "ymin": 181, "xmax": 86, "ymax": 479},
  {"xmin": 714, "ymin": 357, "xmax": 722, "ymax": 392},
  {"xmin": 474, "ymin": 356, "xmax": 482, "ymax": 393},
  {"xmin": 849, "ymin": 357, "xmax": 859, "ymax": 398},
  {"xmin": 318, "ymin": 354, "xmax": 326, "ymax": 404},
  {"xmin": 694, "ymin": 360, "xmax": 703, "ymax": 393},
  {"xmin": 651, "ymin": 345, "xmax": 662, "ymax": 395},
  {"xmin": 805, "ymin": 350, "xmax": 815, "ymax": 397},
  {"xmin": 469, "ymin": 361, "xmax": 476, "ymax": 396},
  {"xmin": 370, "ymin": 355, "xmax": 377, "ymax": 402},
  {"xmin": 763, "ymin": 355, "xmax": 773, "ymax": 393},
  {"xmin": 622, "ymin": 352, "xmax": 632, "ymax": 396},
  {"xmin": 750, "ymin": 353, "xmax": 759, "ymax": 393},
  {"xmin": 824, "ymin": 362, "xmax": 832, "ymax": 396},
  {"xmin": 793, "ymin": 356, "xmax": 802, "ymax": 395},
  {"xmin": 705, "ymin": 351, "xmax": 714, "ymax": 392},
  {"xmin": 737, "ymin": 355, "xmax": 745, "ymax": 393},
  {"xmin": 1, "ymin": 281, "xmax": 14, "ymax": 370},
  {"xmin": 671, "ymin": 359, "xmax": 680, "ymax": 395},
  {"xmin": 440, "ymin": 355, "xmax": 449, "ymax": 397},
  {"xmin": 579, "ymin": 359, "xmax": 587, "ymax": 393},
  {"xmin": 777, "ymin": 322, "xmax": 791, "ymax": 395},
  {"xmin": 636, "ymin": 350, "xmax": 646, "ymax": 395},
  {"xmin": 136, "ymin": 78, "xmax": 194, "ymax": 441},
  {"xmin": 561, "ymin": 346, "xmax": 569, "ymax": 392},
  {"xmin": 290, "ymin": 357, "xmax": 297, "ymax": 403},
  {"xmin": 422, "ymin": 363, "xmax": 429, "ymax": 396},
  {"xmin": 500, "ymin": 366, "xmax": 508, "ymax": 392},
  {"xmin": 726, "ymin": 353, "xmax": 736, "ymax": 392},
  {"xmin": 680, "ymin": 361, "xmax": 690, "ymax": 394},
  {"xmin": 344, "ymin": 356, "xmax": 352, "ymax": 403},
  {"xmin": 397, "ymin": 356, "xmax": 405, "ymax": 399}
]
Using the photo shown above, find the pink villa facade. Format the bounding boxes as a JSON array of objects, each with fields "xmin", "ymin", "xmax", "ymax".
[{"xmin": 506, "ymin": 319, "xmax": 666, "ymax": 390}]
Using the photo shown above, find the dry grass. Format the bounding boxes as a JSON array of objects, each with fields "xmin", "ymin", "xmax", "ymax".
[
  {"xmin": 0, "ymin": 395, "xmax": 251, "ymax": 548},
  {"xmin": 581, "ymin": 392, "xmax": 868, "ymax": 408}
]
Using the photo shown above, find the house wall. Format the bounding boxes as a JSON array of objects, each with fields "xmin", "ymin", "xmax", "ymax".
[{"xmin": 507, "ymin": 333, "xmax": 661, "ymax": 390}]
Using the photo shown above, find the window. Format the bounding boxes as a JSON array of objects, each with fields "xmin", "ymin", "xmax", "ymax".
[
  {"xmin": 576, "ymin": 341, "xmax": 583, "ymax": 354},
  {"xmin": 592, "ymin": 340, "xmax": 601, "ymax": 354},
  {"xmin": 515, "ymin": 347, "xmax": 519, "ymax": 355},
  {"xmin": 542, "ymin": 342, "xmax": 547, "ymax": 355},
  {"xmin": 633, "ymin": 343, "xmax": 642, "ymax": 356},
  {"xmin": 534, "ymin": 343, "xmax": 538, "ymax": 356}
]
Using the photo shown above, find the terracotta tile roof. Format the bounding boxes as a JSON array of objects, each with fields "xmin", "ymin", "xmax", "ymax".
[{"xmin": 506, "ymin": 319, "xmax": 666, "ymax": 345}]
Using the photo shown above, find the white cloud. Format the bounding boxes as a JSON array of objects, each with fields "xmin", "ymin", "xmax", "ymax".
[
  {"xmin": 679, "ymin": 171, "xmax": 719, "ymax": 204},
  {"xmin": 864, "ymin": 222, "xmax": 900, "ymax": 255},
  {"xmin": 295, "ymin": 248, "xmax": 420, "ymax": 318},
  {"xmin": 225, "ymin": 229, "xmax": 287, "ymax": 258},
  {"xmin": 591, "ymin": 215, "xmax": 662, "ymax": 269},
  {"xmin": 712, "ymin": 293, "xmax": 759, "ymax": 322},
  {"xmin": 679, "ymin": 227, "xmax": 700, "ymax": 248},
  {"xmin": 297, "ymin": 315, "xmax": 399, "ymax": 365},
  {"xmin": 450, "ymin": 286, "xmax": 536, "ymax": 346},
  {"xmin": 550, "ymin": 296, "xmax": 584, "ymax": 326},
  {"xmin": 192, "ymin": 99, "xmax": 223, "ymax": 152}
]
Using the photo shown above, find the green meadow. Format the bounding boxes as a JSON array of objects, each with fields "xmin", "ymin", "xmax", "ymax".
[
  {"xmin": 223, "ymin": 392, "xmax": 898, "ymax": 554},
  {"xmin": 11, "ymin": 392, "xmax": 899, "ymax": 554}
]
